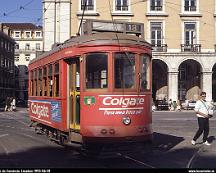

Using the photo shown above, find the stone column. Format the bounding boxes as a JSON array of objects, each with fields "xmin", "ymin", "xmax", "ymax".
[
  {"xmin": 168, "ymin": 71, "xmax": 178, "ymax": 102},
  {"xmin": 43, "ymin": 0, "xmax": 56, "ymax": 51},
  {"xmin": 202, "ymin": 71, "xmax": 212, "ymax": 101}
]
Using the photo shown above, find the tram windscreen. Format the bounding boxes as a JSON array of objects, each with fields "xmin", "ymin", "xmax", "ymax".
[
  {"xmin": 114, "ymin": 53, "xmax": 135, "ymax": 89},
  {"xmin": 85, "ymin": 53, "xmax": 108, "ymax": 89}
]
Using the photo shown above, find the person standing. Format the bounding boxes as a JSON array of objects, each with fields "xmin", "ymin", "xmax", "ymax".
[
  {"xmin": 191, "ymin": 92, "xmax": 212, "ymax": 146},
  {"xmin": 168, "ymin": 99, "xmax": 172, "ymax": 111},
  {"xmin": 173, "ymin": 101, "xmax": 177, "ymax": 111},
  {"xmin": 11, "ymin": 97, "xmax": 16, "ymax": 111},
  {"xmin": 177, "ymin": 100, "xmax": 181, "ymax": 111}
]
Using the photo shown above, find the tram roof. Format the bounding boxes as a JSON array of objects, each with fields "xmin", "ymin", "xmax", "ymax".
[{"xmin": 30, "ymin": 32, "xmax": 151, "ymax": 64}]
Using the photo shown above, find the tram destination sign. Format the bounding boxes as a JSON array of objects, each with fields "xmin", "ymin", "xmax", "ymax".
[
  {"xmin": 92, "ymin": 21, "xmax": 124, "ymax": 32},
  {"xmin": 83, "ymin": 19, "xmax": 144, "ymax": 37}
]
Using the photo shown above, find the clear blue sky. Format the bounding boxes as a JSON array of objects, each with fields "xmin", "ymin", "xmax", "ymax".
[{"xmin": 0, "ymin": 0, "xmax": 42, "ymax": 26}]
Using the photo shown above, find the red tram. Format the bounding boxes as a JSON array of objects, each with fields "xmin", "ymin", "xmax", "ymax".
[{"xmin": 28, "ymin": 31, "xmax": 152, "ymax": 151}]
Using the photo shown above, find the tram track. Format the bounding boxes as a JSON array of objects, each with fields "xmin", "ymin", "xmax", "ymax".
[
  {"xmin": 116, "ymin": 152, "xmax": 156, "ymax": 168},
  {"xmin": 0, "ymin": 134, "xmax": 9, "ymax": 155},
  {"xmin": 0, "ymin": 112, "xmax": 59, "ymax": 147},
  {"xmin": 0, "ymin": 124, "xmax": 59, "ymax": 147},
  {"xmin": 3, "ymin": 112, "xmax": 30, "ymax": 126},
  {"xmin": 1, "ymin": 110, "xmax": 214, "ymax": 168},
  {"xmin": 186, "ymin": 145, "xmax": 211, "ymax": 168}
]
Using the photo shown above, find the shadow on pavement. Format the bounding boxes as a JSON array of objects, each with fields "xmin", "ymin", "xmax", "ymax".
[
  {"xmin": 152, "ymin": 132, "xmax": 184, "ymax": 151},
  {"xmin": 208, "ymin": 136, "xmax": 215, "ymax": 143}
]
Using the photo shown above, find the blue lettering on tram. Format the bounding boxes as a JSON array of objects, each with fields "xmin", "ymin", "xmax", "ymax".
[{"xmin": 51, "ymin": 101, "xmax": 62, "ymax": 122}]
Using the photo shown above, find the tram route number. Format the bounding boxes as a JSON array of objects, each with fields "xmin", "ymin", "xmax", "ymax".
[{"xmin": 0, "ymin": 169, "xmax": 51, "ymax": 173}]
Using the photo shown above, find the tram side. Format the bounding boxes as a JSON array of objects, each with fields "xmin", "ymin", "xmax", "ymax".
[{"xmin": 28, "ymin": 32, "xmax": 153, "ymax": 148}]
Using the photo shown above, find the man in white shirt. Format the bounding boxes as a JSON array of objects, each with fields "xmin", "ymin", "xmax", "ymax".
[{"xmin": 191, "ymin": 92, "xmax": 211, "ymax": 146}]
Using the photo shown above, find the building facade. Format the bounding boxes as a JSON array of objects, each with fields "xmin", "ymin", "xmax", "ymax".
[
  {"xmin": 1, "ymin": 23, "xmax": 43, "ymax": 100},
  {"xmin": 43, "ymin": 0, "xmax": 216, "ymax": 102},
  {"xmin": 0, "ymin": 28, "xmax": 15, "ymax": 105}
]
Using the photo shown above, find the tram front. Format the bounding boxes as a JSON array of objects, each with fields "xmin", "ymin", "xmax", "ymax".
[{"xmin": 78, "ymin": 33, "xmax": 153, "ymax": 145}]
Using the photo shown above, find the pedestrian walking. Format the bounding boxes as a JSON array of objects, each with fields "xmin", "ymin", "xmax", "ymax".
[
  {"xmin": 173, "ymin": 101, "xmax": 177, "ymax": 111},
  {"xmin": 177, "ymin": 100, "xmax": 181, "ymax": 111},
  {"xmin": 11, "ymin": 97, "xmax": 16, "ymax": 111},
  {"xmin": 168, "ymin": 99, "xmax": 172, "ymax": 111},
  {"xmin": 191, "ymin": 91, "xmax": 213, "ymax": 146}
]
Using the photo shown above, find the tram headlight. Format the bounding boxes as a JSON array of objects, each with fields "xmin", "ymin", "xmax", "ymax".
[{"xmin": 122, "ymin": 117, "xmax": 131, "ymax": 125}]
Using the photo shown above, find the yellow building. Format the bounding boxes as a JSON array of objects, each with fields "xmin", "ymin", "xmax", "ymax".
[{"xmin": 43, "ymin": 0, "xmax": 216, "ymax": 102}]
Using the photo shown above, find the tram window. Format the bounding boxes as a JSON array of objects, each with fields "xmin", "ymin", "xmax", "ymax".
[
  {"xmin": 48, "ymin": 64, "xmax": 53, "ymax": 97},
  {"xmin": 38, "ymin": 68, "xmax": 42, "ymax": 96},
  {"xmin": 30, "ymin": 71, "xmax": 33, "ymax": 96},
  {"xmin": 43, "ymin": 66, "xmax": 47, "ymax": 96},
  {"xmin": 54, "ymin": 63, "xmax": 59, "ymax": 97},
  {"xmin": 76, "ymin": 63, "xmax": 80, "ymax": 91},
  {"xmin": 33, "ymin": 70, "xmax": 37, "ymax": 96},
  {"xmin": 140, "ymin": 54, "xmax": 150, "ymax": 90},
  {"xmin": 85, "ymin": 53, "xmax": 108, "ymax": 89},
  {"xmin": 114, "ymin": 53, "xmax": 135, "ymax": 89}
]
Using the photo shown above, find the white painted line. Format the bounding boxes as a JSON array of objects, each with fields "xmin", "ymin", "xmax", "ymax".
[
  {"xmin": 0, "ymin": 134, "xmax": 8, "ymax": 138},
  {"xmin": 99, "ymin": 107, "xmax": 144, "ymax": 110}
]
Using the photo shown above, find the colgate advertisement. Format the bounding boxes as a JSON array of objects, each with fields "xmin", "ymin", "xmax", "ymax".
[
  {"xmin": 29, "ymin": 101, "xmax": 51, "ymax": 124},
  {"xmin": 98, "ymin": 95, "xmax": 145, "ymax": 116}
]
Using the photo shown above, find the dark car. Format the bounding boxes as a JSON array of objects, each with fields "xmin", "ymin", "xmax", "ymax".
[
  {"xmin": 16, "ymin": 99, "xmax": 28, "ymax": 107},
  {"xmin": 155, "ymin": 100, "xmax": 169, "ymax": 110}
]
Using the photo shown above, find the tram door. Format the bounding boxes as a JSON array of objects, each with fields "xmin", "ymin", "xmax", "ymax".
[{"xmin": 69, "ymin": 58, "xmax": 80, "ymax": 131}]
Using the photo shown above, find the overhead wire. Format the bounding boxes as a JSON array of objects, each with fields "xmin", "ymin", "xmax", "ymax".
[
  {"xmin": 108, "ymin": 0, "xmax": 140, "ymax": 93},
  {"xmin": 77, "ymin": 0, "xmax": 87, "ymax": 35},
  {"xmin": 1, "ymin": 0, "xmax": 216, "ymax": 28},
  {"xmin": 5, "ymin": 0, "xmax": 213, "ymax": 43},
  {"xmin": 0, "ymin": 0, "xmax": 42, "ymax": 25},
  {"xmin": 41, "ymin": 0, "xmax": 216, "ymax": 40},
  {"xmin": 0, "ymin": 0, "xmax": 36, "ymax": 17},
  {"xmin": 41, "ymin": 0, "xmax": 146, "ymax": 25}
]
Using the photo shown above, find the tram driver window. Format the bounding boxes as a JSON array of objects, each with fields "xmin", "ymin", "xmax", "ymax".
[
  {"xmin": 38, "ymin": 68, "xmax": 42, "ymax": 96},
  {"xmin": 85, "ymin": 53, "xmax": 108, "ymax": 89},
  {"xmin": 140, "ymin": 54, "xmax": 150, "ymax": 90},
  {"xmin": 30, "ymin": 71, "xmax": 33, "ymax": 96},
  {"xmin": 33, "ymin": 70, "xmax": 37, "ymax": 96},
  {"xmin": 48, "ymin": 64, "xmax": 53, "ymax": 96},
  {"xmin": 43, "ymin": 66, "xmax": 47, "ymax": 96},
  {"xmin": 114, "ymin": 53, "xmax": 135, "ymax": 89},
  {"xmin": 54, "ymin": 63, "xmax": 59, "ymax": 97}
]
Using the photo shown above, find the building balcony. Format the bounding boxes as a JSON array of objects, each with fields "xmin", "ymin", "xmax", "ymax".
[
  {"xmin": 181, "ymin": 44, "xmax": 201, "ymax": 52},
  {"xmin": 15, "ymin": 48, "xmax": 36, "ymax": 53},
  {"xmin": 152, "ymin": 44, "xmax": 167, "ymax": 52}
]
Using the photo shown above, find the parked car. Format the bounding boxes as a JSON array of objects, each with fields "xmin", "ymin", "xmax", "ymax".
[
  {"xmin": 16, "ymin": 98, "xmax": 28, "ymax": 107},
  {"xmin": 155, "ymin": 100, "xmax": 169, "ymax": 110},
  {"xmin": 181, "ymin": 100, "xmax": 196, "ymax": 110}
]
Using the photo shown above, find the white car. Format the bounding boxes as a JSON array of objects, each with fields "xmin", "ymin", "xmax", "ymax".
[{"xmin": 181, "ymin": 100, "xmax": 196, "ymax": 110}]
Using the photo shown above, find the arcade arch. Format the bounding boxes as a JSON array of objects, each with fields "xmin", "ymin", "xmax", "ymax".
[
  {"xmin": 152, "ymin": 59, "xmax": 168, "ymax": 101},
  {"xmin": 178, "ymin": 59, "xmax": 202, "ymax": 101}
]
